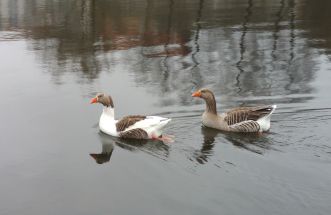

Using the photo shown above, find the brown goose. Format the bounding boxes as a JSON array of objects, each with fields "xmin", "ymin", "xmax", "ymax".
[
  {"xmin": 192, "ymin": 89, "xmax": 276, "ymax": 133},
  {"xmin": 90, "ymin": 93, "xmax": 172, "ymax": 142}
]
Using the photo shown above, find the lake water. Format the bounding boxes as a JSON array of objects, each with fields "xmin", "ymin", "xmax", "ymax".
[{"xmin": 1, "ymin": 0, "xmax": 331, "ymax": 214}]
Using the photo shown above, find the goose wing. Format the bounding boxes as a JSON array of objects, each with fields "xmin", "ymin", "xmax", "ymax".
[
  {"xmin": 224, "ymin": 105, "xmax": 275, "ymax": 126},
  {"xmin": 116, "ymin": 115, "xmax": 170, "ymax": 139},
  {"xmin": 118, "ymin": 128, "xmax": 149, "ymax": 139},
  {"xmin": 228, "ymin": 120, "xmax": 261, "ymax": 132},
  {"xmin": 116, "ymin": 115, "xmax": 146, "ymax": 132}
]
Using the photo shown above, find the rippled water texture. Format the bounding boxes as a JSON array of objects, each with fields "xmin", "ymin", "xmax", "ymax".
[{"xmin": 1, "ymin": 0, "xmax": 331, "ymax": 214}]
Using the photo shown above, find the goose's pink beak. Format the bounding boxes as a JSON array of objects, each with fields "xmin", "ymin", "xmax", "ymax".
[
  {"xmin": 90, "ymin": 97, "xmax": 97, "ymax": 104},
  {"xmin": 191, "ymin": 91, "xmax": 201, "ymax": 97}
]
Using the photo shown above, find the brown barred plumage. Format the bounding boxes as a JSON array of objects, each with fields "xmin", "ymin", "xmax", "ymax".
[
  {"xmin": 192, "ymin": 88, "xmax": 276, "ymax": 133},
  {"xmin": 229, "ymin": 120, "xmax": 260, "ymax": 132},
  {"xmin": 116, "ymin": 115, "xmax": 146, "ymax": 132},
  {"xmin": 225, "ymin": 106, "xmax": 274, "ymax": 126},
  {"xmin": 119, "ymin": 128, "xmax": 149, "ymax": 139}
]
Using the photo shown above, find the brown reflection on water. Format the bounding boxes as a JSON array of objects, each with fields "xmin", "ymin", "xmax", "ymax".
[
  {"xmin": 1, "ymin": 2, "xmax": 331, "ymax": 214},
  {"xmin": 0, "ymin": 0, "xmax": 330, "ymax": 101},
  {"xmin": 297, "ymin": 0, "xmax": 331, "ymax": 54}
]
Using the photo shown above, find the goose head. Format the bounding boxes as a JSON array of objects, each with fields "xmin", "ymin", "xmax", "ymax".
[
  {"xmin": 192, "ymin": 88, "xmax": 217, "ymax": 114},
  {"xmin": 90, "ymin": 93, "xmax": 114, "ymax": 108},
  {"xmin": 192, "ymin": 88, "xmax": 215, "ymax": 101}
]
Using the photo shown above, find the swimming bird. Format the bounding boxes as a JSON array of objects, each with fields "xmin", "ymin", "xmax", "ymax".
[
  {"xmin": 192, "ymin": 89, "xmax": 276, "ymax": 133},
  {"xmin": 90, "ymin": 93, "xmax": 173, "ymax": 142}
]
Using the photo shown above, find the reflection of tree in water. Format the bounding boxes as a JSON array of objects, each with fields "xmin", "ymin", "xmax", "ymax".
[
  {"xmin": 190, "ymin": 0, "xmax": 204, "ymax": 90},
  {"xmin": 159, "ymin": 0, "xmax": 174, "ymax": 94},
  {"xmin": 272, "ymin": 0, "xmax": 285, "ymax": 60},
  {"xmin": 0, "ymin": 0, "xmax": 326, "ymax": 103},
  {"xmin": 235, "ymin": 0, "xmax": 253, "ymax": 94},
  {"xmin": 297, "ymin": 0, "xmax": 331, "ymax": 54}
]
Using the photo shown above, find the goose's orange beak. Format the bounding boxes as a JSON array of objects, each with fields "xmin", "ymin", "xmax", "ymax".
[
  {"xmin": 191, "ymin": 91, "xmax": 201, "ymax": 97},
  {"xmin": 90, "ymin": 97, "xmax": 97, "ymax": 104},
  {"xmin": 89, "ymin": 153, "xmax": 98, "ymax": 159}
]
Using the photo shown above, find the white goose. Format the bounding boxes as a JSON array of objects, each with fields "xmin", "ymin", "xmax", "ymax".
[{"xmin": 90, "ymin": 93, "xmax": 172, "ymax": 142}]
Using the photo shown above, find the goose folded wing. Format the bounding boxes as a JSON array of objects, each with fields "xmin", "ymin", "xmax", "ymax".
[
  {"xmin": 228, "ymin": 120, "xmax": 260, "ymax": 132},
  {"xmin": 116, "ymin": 115, "xmax": 146, "ymax": 132},
  {"xmin": 224, "ymin": 105, "xmax": 274, "ymax": 125},
  {"xmin": 118, "ymin": 128, "xmax": 149, "ymax": 139}
]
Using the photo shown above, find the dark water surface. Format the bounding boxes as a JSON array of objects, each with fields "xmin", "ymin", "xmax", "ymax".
[{"xmin": 1, "ymin": 0, "xmax": 331, "ymax": 214}]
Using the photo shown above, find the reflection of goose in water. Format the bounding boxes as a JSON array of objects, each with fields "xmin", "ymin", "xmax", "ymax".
[
  {"xmin": 90, "ymin": 133, "xmax": 115, "ymax": 164},
  {"xmin": 193, "ymin": 126, "xmax": 218, "ymax": 164},
  {"xmin": 193, "ymin": 125, "xmax": 274, "ymax": 164},
  {"xmin": 222, "ymin": 132, "xmax": 274, "ymax": 155},
  {"xmin": 115, "ymin": 137, "xmax": 170, "ymax": 160},
  {"xmin": 91, "ymin": 132, "xmax": 170, "ymax": 162}
]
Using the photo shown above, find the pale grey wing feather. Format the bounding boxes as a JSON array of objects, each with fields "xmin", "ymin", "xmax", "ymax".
[{"xmin": 228, "ymin": 120, "xmax": 260, "ymax": 132}]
